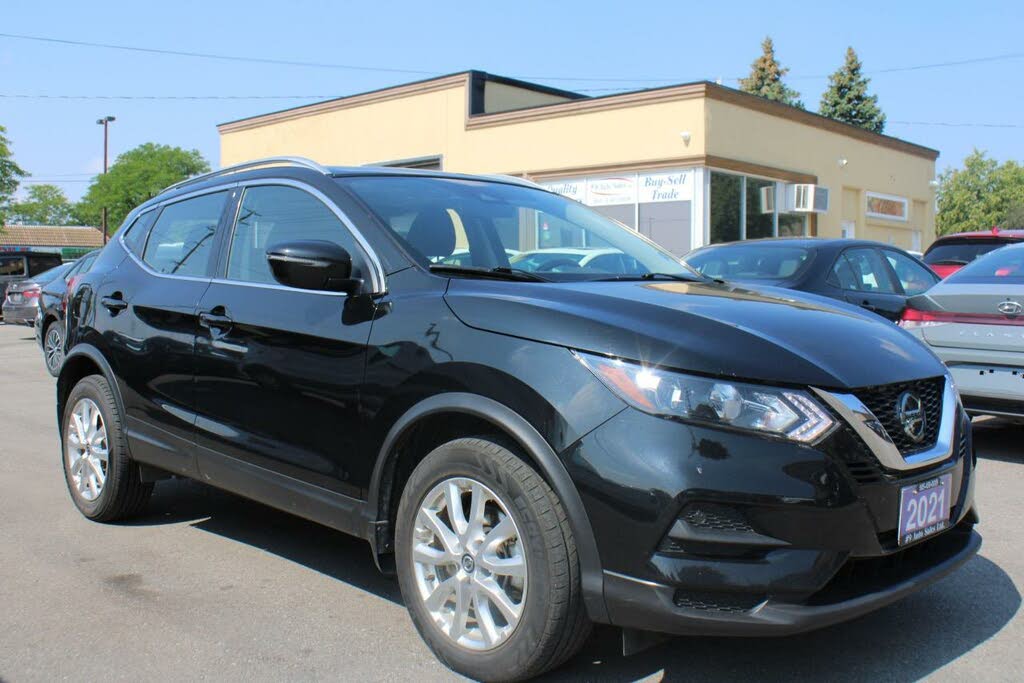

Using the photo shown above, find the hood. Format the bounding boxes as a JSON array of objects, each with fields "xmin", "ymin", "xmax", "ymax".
[{"xmin": 444, "ymin": 279, "xmax": 945, "ymax": 390}]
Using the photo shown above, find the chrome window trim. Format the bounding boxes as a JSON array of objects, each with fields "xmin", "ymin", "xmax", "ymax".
[
  {"xmin": 118, "ymin": 186, "xmax": 235, "ymax": 284},
  {"xmin": 118, "ymin": 178, "xmax": 387, "ymax": 295},
  {"xmin": 811, "ymin": 377, "xmax": 957, "ymax": 472}
]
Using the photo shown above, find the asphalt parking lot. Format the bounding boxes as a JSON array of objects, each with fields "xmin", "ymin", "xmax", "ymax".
[{"xmin": 0, "ymin": 322, "xmax": 1021, "ymax": 682}]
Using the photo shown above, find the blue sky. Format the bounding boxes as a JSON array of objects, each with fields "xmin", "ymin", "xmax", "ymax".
[{"xmin": 2, "ymin": 0, "xmax": 1022, "ymax": 201}]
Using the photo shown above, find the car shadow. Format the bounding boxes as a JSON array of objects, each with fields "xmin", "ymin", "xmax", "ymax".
[
  {"xmin": 972, "ymin": 418, "xmax": 1022, "ymax": 464},
  {"xmin": 126, "ymin": 478, "xmax": 402, "ymax": 605},
  {"xmin": 125, "ymin": 476, "xmax": 1018, "ymax": 683}
]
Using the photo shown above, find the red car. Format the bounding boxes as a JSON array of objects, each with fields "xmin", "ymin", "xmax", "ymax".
[{"xmin": 923, "ymin": 227, "xmax": 1024, "ymax": 278}]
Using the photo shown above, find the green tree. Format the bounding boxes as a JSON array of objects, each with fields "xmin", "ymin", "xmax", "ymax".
[
  {"xmin": 76, "ymin": 143, "xmax": 210, "ymax": 233},
  {"xmin": 936, "ymin": 150, "xmax": 1024, "ymax": 235},
  {"xmin": 8, "ymin": 183, "xmax": 77, "ymax": 225},
  {"xmin": 819, "ymin": 47, "xmax": 886, "ymax": 134},
  {"xmin": 0, "ymin": 124, "xmax": 28, "ymax": 226},
  {"xmin": 739, "ymin": 37, "xmax": 804, "ymax": 109}
]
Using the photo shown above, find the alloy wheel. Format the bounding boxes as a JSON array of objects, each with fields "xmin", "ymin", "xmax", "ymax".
[
  {"xmin": 66, "ymin": 398, "xmax": 109, "ymax": 501},
  {"xmin": 411, "ymin": 477, "xmax": 527, "ymax": 651},
  {"xmin": 45, "ymin": 327, "xmax": 63, "ymax": 373}
]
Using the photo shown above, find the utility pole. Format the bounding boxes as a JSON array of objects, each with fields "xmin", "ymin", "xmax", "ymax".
[{"xmin": 96, "ymin": 116, "xmax": 115, "ymax": 243}]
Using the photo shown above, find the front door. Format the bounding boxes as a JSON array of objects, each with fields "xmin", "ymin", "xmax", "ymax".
[{"xmin": 192, "ymin": 183, "xmax": 375, "ymax": 498}]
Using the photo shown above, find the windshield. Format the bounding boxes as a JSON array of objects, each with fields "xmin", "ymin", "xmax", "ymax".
[
  {"xmin": 338, "ymin": 176, "xmax": 696, "ymax": 281},
  {"xmin": 684, "ymin": 244, "xmax": 813, "ymax": 281},
  {"xmin": 924, "ymin": 239, "xmax": 1013, "ymax": 266},
  {"xmin": 946, "ymin": 245, "xmax": 1024, "ymax": 284}
]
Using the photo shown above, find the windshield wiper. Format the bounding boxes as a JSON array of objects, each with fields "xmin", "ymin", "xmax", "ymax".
[
  {"xmin": 592, "ymin": 272, "xmax": 707, "ymax": 283},
  {"xmin": 428, "ymin": 264, "xmax": 549, "ymax": 282}
]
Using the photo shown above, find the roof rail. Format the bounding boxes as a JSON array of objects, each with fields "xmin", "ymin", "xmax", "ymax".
[{"xmin": 162, "ymin": 156, "xmax": 331, "ymax": 194}]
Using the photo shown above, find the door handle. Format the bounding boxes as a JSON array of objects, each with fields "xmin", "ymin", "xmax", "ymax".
[
  {"xmin": 199, "ymin": 311, "xmax": 233, "ymax": 332},
  {"xmin": 100, "ymin": 294, "xmax": 128, "ymax": 313},
  {"xmin": 859, "ymin": 300, "xmax": 878, "ymax": 311}
]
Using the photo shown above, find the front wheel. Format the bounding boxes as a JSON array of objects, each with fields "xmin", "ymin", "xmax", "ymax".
[{"xmin": 395, "ymin": 437, "xmax": 590, "ymax": 682}]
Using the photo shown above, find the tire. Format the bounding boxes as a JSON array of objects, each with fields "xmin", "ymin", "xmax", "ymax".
[
  {"xmin": 61, "ymin": 374, "xmax": 153, "ymax": 522},
  {"xmin": 395, "ymin": 437, "xmax": 590, "ymax": 682},
  {"xmin": 43, "ymin": 321, "xmax": 64, "ymax": 377}
]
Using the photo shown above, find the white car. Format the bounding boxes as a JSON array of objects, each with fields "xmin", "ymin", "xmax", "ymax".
[{"xmin": 900, "ymin": 243, "xmax": 1024, "ymax": 419}]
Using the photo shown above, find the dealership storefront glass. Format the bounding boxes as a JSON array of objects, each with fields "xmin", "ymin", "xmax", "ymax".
[
  {"xmin": 542, "ymin": 167, "xmax": 808, "ymax": 256},
  {"xmin": 709, "ymin": 171, "xmax": 808, "ymax": 245},
  {"xmin": 540, "ymin": 170, "xmax": 695, "ymax": 256}
]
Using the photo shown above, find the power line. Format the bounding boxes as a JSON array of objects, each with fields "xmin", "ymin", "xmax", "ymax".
[
  {"xmin": 889, "ymin": 120, "xmax": 1024, "ymax": 129},
  {"xmin": 0, "ymin": 93, "xmax": 330, "ymax": 101},
  {"xmin": 0, "ymin": 32, "xmax": 438, "ymax": 76},
  {"xmin": 4, "ymin": 31, "xmax": 1021, "ymax": 86}
]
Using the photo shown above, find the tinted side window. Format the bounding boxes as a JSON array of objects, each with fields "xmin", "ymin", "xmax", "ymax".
[
  {"xmin": 122, "ymin": 210, "xmax": 158, "ymax": 257},
  {"xmin": 840, "ymin": 248, "xmax": 897, "ymax": 293},
  {"xmin": 28, "ymin": 254, "xmax": 62, "ymax": 275},
  {"xmin": 226, "ymin": 185, "xmax": 362, "ymax": 284},
  {"xmin": 829, "ymin": 249, "xmax": 896, "ymax": 292},
  {"xmin": 0, "ymin": 255, "xmax": 26, "ymax": 276},
  {"xmin": 884, "ymin": 250, "xmax": 938, "ymax": 295},
  {"xmin": 142, "ymin": 192, "xmax": 227, "ymax": 277}
]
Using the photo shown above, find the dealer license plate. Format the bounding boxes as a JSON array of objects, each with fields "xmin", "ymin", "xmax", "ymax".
[
  {"xmin": 8, "ymin": 293, "xmax": 22, "ymax": 303},
  {"xmin": 898, "ymin": 474, "xmax": 953, "ymax": 546}
]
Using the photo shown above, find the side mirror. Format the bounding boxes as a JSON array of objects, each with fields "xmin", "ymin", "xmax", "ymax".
[{"xmin": 266, "ymin": 240, "xmax": 362, "ymax": 294}]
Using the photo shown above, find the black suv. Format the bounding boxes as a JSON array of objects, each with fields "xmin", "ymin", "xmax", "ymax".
[{"xmin": 59, "ymin": 158, "xmax": 979, "ymax": 681}]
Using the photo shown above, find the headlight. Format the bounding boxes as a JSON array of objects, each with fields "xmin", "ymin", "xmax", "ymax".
[{"xmin": 574, "ymin": 351, "xmax": 835, "ymax": 443}]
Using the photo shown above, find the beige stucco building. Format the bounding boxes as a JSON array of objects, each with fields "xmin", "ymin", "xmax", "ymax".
[{"xmin": 218, "ymin": 71, "xmax": 939, "ymax": 255}]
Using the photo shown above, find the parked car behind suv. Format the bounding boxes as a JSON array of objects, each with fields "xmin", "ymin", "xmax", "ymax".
[
  {"xmin": 36, "ymin": 251, "xmax": 99, "ymax": 376},
  {"xmin": 58, "ymin": 159, "xmax": 979, "ymax": 681},
  {"xmin": 684, "ymin": 238, "xmax": 939, "ymax": 322},
  {"xmin": 2, "ymin": 261, "xmax": 73, "ymax": 325},
  {"xmin": 923, "ymin": 227, "xmax": 1024, "ymax": 278},
  {"xmin": 0, "ymin": 250, "xmax": 63, "ymax": 318},
  {"xmin": 902, "ymin": 242, "xmax": 1024, "ymax": 419}
]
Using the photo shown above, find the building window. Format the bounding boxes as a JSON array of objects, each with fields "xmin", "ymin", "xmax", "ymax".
[
  {"xmin": 710, "ymin": 171, "xmax": 808, "ymax": 243},
  {"xmin": 709, "ymin": 172, "xmax": 742, "ymax": 243},
  {"xmin": 745, "ymin": 178, "xmax": 775, "ymax": 239}
]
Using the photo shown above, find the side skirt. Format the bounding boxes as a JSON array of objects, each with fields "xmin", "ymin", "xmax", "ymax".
[{"xmin": 195, "ymin": 446, "xmax": 370, "ymax": 541}]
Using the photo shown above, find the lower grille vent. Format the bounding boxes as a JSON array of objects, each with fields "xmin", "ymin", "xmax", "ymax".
[{"xmin": 673, "ymin": 590, "xmax": 764, "ymax": 613}]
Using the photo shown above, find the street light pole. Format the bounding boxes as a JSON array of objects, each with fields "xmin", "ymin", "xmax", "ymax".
[{"xmin": 96, "ymin": 116, "xmax": 115, "ymax": 243}]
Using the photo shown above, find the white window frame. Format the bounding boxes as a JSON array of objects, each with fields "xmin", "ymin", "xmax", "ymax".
[{"xmin": 865, "ymin": 191, "xmax": 909, "ymax": 222}]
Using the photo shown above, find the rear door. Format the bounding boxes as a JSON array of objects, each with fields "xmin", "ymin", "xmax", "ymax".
[
  {"xmin": 830, "ymin": 247, "xmax": 906, "ymax": 320},
  {"xmin": 191, "ymin": 181, "xmax": 375, "ymax": 498},
  {"xmin": 96, "ymin": 190, "xmax": 230, "ymax": 476}
]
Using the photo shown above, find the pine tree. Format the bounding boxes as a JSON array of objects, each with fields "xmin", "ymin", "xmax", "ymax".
[
  {"xmin": 739, "ymin": 37, "xmax": 804, "ymax": 109},
  {"xmin": 819, "ymin": 47, "xmax": 886, "ymax": 133}
]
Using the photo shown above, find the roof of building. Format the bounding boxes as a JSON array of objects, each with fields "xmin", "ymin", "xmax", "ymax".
[
  {"xmin": 217, "ymin": 70, "xmax": 939, "ymax": 161},
  {"xmin": 0, "ymin": 225, "xmax": 105, "ymax": 248}
]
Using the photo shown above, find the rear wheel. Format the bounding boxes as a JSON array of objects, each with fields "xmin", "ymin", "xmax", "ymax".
[
  {"xmin": 62, "ymin": 375, "xmax": 152, "ymax": 521},
  {"xmin": 44, "ymin": 321, "xmax": 63, "ymax": 377},
  {"xmin": 395, "ymin": 437, "xmax": 590, "ymax": 682}
]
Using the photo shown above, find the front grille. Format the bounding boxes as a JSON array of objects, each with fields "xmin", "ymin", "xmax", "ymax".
[
  {"xmin": 853, "ymin": 377, "xmax": 944, "ymax": 455},
  {"xmin": 673, "ymin": 590, "xmax": 764, "ymax": 613},
  {"xmin": 679, "ymin": 503, "xmax": 754, "ymax": 534}
]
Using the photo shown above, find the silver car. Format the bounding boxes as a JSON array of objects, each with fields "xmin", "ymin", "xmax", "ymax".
[{"xmin": 901, "ymin": 242, "xmax": 1024, "ymax": 419}]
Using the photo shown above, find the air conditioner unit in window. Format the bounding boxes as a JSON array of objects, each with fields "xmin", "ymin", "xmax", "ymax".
[
  {"xmin": 784, "ymin": 184, "xmax": 830, "ymax": 213},
  {"xmin": 758, "ymin": 186, "xmax": 775, "ymax": 214}
]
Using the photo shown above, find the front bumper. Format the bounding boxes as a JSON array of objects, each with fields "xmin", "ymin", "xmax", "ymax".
[
  {"xmin": 1, "ymin": 301, "xmax": 38, "ymax": 325},
  {"xmin": 566, "ymin": 397, "xmax": 978, "ymax": 636},
  {"xmin": 603, "ymin": 522, "xmax": 979, "ymax": 636}
]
